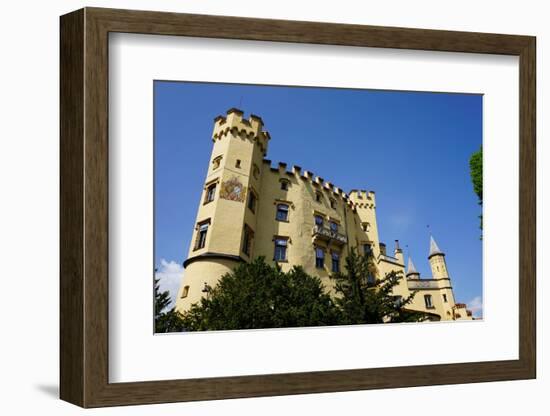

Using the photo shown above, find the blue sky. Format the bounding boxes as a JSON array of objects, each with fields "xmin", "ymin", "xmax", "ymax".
[{"xmin": 154, "ymin": 81, "xmax": 483, "ymax": 316}]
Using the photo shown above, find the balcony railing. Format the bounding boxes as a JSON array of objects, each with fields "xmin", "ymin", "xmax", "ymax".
[
  {"xmin": 407, "ymin": 279, "xmax": 439, "ymax": 290},
  {"xmin": 312, "ymin": 225, "xmax": 348, "ymax": 245}
]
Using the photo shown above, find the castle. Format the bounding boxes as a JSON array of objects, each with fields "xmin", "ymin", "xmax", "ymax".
[{"xmin": 175, "ymin": 108, "xmax": 473, "ymax": 321}]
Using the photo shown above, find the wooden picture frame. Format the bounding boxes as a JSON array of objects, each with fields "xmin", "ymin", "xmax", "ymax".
[{"xmin": 60, "ymin": 7, "xmax": 536, "ymax": 408}]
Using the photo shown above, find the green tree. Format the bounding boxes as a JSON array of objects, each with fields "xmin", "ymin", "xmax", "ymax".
[
  {"xmin": 154, "ymin": 276, "xmax": 184, "ymax": 333},
  {"xmin": 180, "ymin": 257, "xmax": 342, "ymax": 331},
  {"xmin": 469, "ymin": 147, "xmax": 483, "ymax": 233},
  {"xmin": 331, "ymin": 249, "xmax": 429, "ymax": 324}
]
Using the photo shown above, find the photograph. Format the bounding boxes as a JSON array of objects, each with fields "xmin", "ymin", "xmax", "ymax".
[{"xmin": 153, "ymin": 81, "xmax": 483, "ymax": 333}]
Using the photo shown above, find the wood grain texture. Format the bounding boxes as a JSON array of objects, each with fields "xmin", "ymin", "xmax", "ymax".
[
  {"xmin": 59, "ymin": 7, "xmax": 537, "ymax": 408},
  {"xmin": 59, "ymin": 8, "xmax": 84, "ymax": 407}
]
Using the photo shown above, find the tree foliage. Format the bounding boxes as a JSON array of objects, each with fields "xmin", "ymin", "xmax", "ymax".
[
  {"xmin": 469, "ymin": 147, "xmax": 483, "ymax": 232},
  {"xmin": 179, "ymin": 253, "xmax": 429, "ymax": 331},
  {"xmin": 331, "ymin": 249, "xmax": 430, "ymax": 324},
  {"xmin": 180, "ymin": 257, "xmax": 342, "ymax": 331},
  {"xmin": 154, "ymin": 276, "xmax": 185, "ymax": 333}
]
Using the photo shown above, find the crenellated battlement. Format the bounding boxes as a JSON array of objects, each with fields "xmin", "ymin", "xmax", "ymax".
[
  {"xmin": 212, "ymin": 108, "xmax": 270, "ymax": 155},
  {"xmin": 348, "ymin": 189, "xmax": 376, "ymax": 209},
  {"xmin": 260, "ymin": 158, "xmax": 372, "ymax": 209}
]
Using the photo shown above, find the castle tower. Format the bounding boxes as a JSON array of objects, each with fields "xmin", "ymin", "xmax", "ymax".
[
  {"xmin": 427, "ymin": 235, "xmax": 457, "ymax": 318},
  {"xmin": 393, "ymin": 240, "xmax": 404, "ymax": 264},
  {"xmin": 428, "ymin": 235, "xmax": 448, "ymax": 278},
  {"xmin": 406, "ymin": 256, "xmax": 420, "ymax": 279},
  {"xmin": 175, "ymin": 108, "xmax": 270, "ymax": 313}
]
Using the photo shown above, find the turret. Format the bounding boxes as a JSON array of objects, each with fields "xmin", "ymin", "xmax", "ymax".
[
  {"xmin": 428, "ymin": 235, "xmax": 449, "ymax": 279},
  {"xmin": 394, "ymin": 240, "xmax": 404, "ymax": 264},
  {"xmin": 175, "ymin": 108, "xmax": 270, "ymax": 313},
  {"xmin": 406, "ymin": 257, "xmax": 420, "ymax": 279}
]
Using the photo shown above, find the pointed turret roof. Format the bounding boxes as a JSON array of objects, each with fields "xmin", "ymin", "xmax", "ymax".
[
  {"xmin": 406, "ymin": 257, "xmax": 420, "ymax": 277},
  {"xmin": 429, "ymin": 235, "xmax": 444, "ymax": 258}
]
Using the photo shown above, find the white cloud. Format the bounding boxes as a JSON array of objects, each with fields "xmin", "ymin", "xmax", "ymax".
[
  {"xmin": 466, "ymin": 295, "xmax": 483, "ymax": 318},
  {"xmin": 155, "ymin": 259, "xmax": 184, "ymax": 310}
]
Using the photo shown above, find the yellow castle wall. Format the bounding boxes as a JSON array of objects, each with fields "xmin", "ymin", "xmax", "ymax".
[{"xmin": 174, "ymin": 109, "xmax": 473, "ymax": 321}]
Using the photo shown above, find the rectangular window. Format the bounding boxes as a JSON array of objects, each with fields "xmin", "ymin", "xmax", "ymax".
[
  {"xmin": 204, "ymin": 183, "xmax": 216, "ymax": 204},
  {"xmin": 424, "ymin": 294, "xmax": 433, "ymax": 308},
  {"xmin": 247, "ymin": 191, "xmax": 256, "ymax": 213},
  {"xmin": 314, "ymin": 215, "xmax": 324, "ymax": 227},
  {"xmin": 274, "ymin": 238, "xmax": 288, "ymax": 261},
  {"xmin": 363, "ymin": 243, "xmax": 372, "ymax": 256},
  {"xmin": 181, "ymin": 285, "xmax": 189, "ymax": 298},
  {"xmin": 276, "ymin": 203, "xmax": 289, "ymax": 221},
  {"xmin": 329, "ymin": 221, "xmax": 338, "ymax": 232},
  {"xmin": 393, "ymin": 295, "xmax": 403, "ymax": 307},
  {"xmin": 194, "ymin": 221, "xmax": 209, "ymax": 250},
  {"xmin": 331, "ymin": 252, "xmax": 340, "ymax": 272},
  {"xmin": 315, "ymin": 247, "xmax": 325, "ymax": 268},
  {"xmin": 443, "ymin": 293, "xmax": 448, "ymax": 303},
  {"xmin": 242, "ymin": 225, "xmax": 254, "ymax": 256}
]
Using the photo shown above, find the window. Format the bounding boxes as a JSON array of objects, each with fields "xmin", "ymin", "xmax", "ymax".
[
  {"xmin": 315, "ymin": 247, "xmax": 325, "ymax": 268},
  {"xmin": 212, "ymin": 156, "xmax": 222, "ymax": 170},
  {"xmin": 314, "ymin": 215, "xmax": 324, "ymax": 227},
  {"xmin": 247, "ymin": 190, "xmax": 257, "ymax": 213},
  {"xmin": 252, "ymin": 164, "xmax": 260, "ymax": 179},
  {"xmin": 242, "ymin": 225, "xmax": 254, "ymax": 256},
  {"xmin": 276, "ymin": 203, "xmax": 289, "ymax": 221},
  {"xmin": 329, "ymin": 221, "xmax": 338, "ymax": 232},
  {"xmin": 204, "ymin": 183, "xmax": 216, "ymax": 204},
  {"xmin": 274, "ymin": 238, "xmax": 288, "ymax": 261},
  {"xmin": 442, "ymin": 293, "xmax": 448, "ymax": 303},
  {"xmin": 280, "ymin": 179, "xmax": 289, "ymax": 191},
  {"xmin": 194, "ymin": 221, "xmax": 209, "ymax": 250},
  {"xmin": 367, "ymin": 274, "xmax": 375, "ymax": 285},
  {"xmin": 181, "ymin": 285, "xmax": 189, "ymax": 298},
  {"xmin": 315, "ymin": 192, "xmax": 323, "ymax": 203},
  {"xmin": 424, "ymin": 294, "xmax": 434, "ymax": 308},
  {"xmin": 362, "ymin": 222, "xmax": 371, "ymax": 232},
  {"xmin": 393, "ymin": 295, "xmax": 403, "ymax": 307},
  {"xmin": 363, "ymin": 243, "xmax": 373, "ymax": 256},
  {"xmin": 330, "ymin": 198, "xmax": 336, "ymax": 209},
  {"xmin": 331, "ymin": 251, "xmax": 340, "ymax": 272},
  {"xmin": 235, "ymin": 159, "xmax": 241, "ymax": 168}
]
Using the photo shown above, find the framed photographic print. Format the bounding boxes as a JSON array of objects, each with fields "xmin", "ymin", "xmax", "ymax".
[{"xmin": 60, "ymin": 7, "xmax": 536, "ymax": 408}]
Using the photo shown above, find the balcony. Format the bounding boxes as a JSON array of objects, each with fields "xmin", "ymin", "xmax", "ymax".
[
  {"xmin": 312, "ymin": 225, "xmax": 347, "ymax": 245},
  {"xmin": 407, "ymin": 279, "xmax": 439, "ymax": 290}
]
